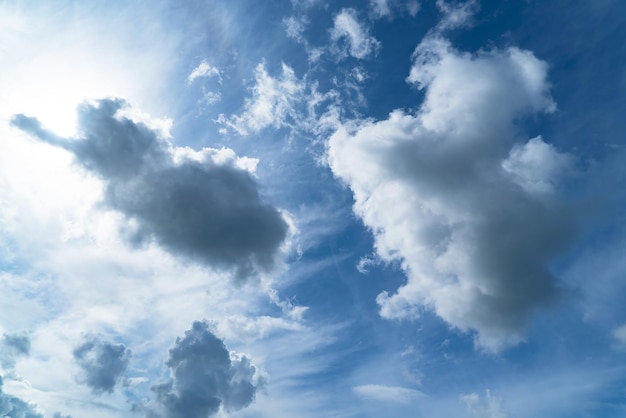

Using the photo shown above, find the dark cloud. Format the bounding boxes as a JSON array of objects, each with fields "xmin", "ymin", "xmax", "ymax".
[
  {"xmin": 147, "ymin": 321, "xmax": 263, "ymax": 418},
  {"xmin": 73, "ymin": 336, "xmax": 131, "ymax": 394},
  {"xmin": 0, "ymin": 333, "xmax": 30, "ymax": 369},
  {"xmin": 11, "ymin": 98, "xmax": 288, "ymax": 280},
  {"xmin": 0, "ymin": 376, "xmax": 44, "ymax": 418}
]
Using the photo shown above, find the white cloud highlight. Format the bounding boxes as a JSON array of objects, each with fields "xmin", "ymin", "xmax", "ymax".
[
  {"xmin": 461, "ymin": 390, "xmax": 508, "ymax": 418},
  {"xmin": 218, "ymin": 63, "xmax": 304, "ymax": 135},
  {"xmin": 187, "ymin": 60, "xmax": 221, "ymax": 84},
  {"xmin": 330, "ymin": 9, "xmax": 380, "ymax": 59}
]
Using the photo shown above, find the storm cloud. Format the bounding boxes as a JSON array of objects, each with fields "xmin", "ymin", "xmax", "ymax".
[
  {"xmin": 73, "ymin": 335, "xmax": 131, "ymax": 394},
  {"xmin": 328, "ymin": 37, "xmax": 576, "ymax": 350},
  {"xmin": 147, "ymin": 321, "xmax": 263, "ymax": 418},
  {"xmin": 11, "ymin": 98, "xmax": 288, "ymax": 279}
]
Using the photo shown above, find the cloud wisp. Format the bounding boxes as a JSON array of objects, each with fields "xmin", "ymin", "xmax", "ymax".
[
  {"xmin": 11, "ymin": 98, "xmax": 289, "ymax": 281},
  {"xmin": 328, "ymin": 37, "xmax": 575, "ymax": 350},
  {"xmin": 145, "ymin": 321, "xmax": 264, "ymax": 418}
]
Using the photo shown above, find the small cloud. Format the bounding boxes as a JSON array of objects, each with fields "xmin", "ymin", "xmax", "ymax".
[
  {"xmin": 73, "ymin": 335, "xmax": 131, "ymax": 394},
  {"xmin": 353, "ymin": 384, "xmax": 426, "ymax": 403},
  {"xmin": 144, "ymin": 321, "xmax": 264, "ymax": 417},
  {"xmin": 611, "ymin": 323, "xmax": 626, "ymax": 350},
  {"xmin": 187, "ymin": 60, "xmax": 222, "ymax": 84},
  {"xmin": 330, "ymin": 9, "xmax": 380, "ymax": 60},
  {"xmin": 461, "ymin": 390, "xmax": 509, "ymax": 418},
  {"xmin": 435, "ymin": 0, "xmax": 479, "ymax": 31},
  {"xmin": 218, "ymin": 62, "xmax": 305, "ymax": 136}
]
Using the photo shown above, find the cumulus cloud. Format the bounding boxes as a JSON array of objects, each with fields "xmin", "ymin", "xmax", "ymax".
[
  {"xmin": 73, "ymin": 335, "xmax": 131, "ymax": 394},
  {"xmin": 461, "ymin": 390, "xmax": 508, "ymax": 418},
  {"xmin": 0, "ymin": 333, "xmax": 30, "ymax": 369},
  {"xmin": 353, "ymin": 384, "xmax": 425, "ymax": 403},
  {"xmin": 146, "ymin": 321, "xmax": 264, "ymax": 418},
  {"xmin": 330, "ymin": 9, "xmax": 380, "ymax": 59},
  {"xmin": 11, "ymin": 98, "xmax": 288, "ymax": 280},
  {"xmin": 328, "ymin": 37, "xmax": 574, "ymax": 350}
]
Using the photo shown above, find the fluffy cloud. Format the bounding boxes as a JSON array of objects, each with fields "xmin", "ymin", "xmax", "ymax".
[
  {"xmin": 330, "ymin": 9, "xmax": 380, "ymax": 59},
  {"xmin": 11, "ymin": 99, "xmax": 288, "ymax": 280},
  {"xmin": 187, "ymin": 61, "xmax": 221, "ymax": 84},
  {"xmin": 328, "ymin": 37, "xmax": 574, "ymax": 350},
  {"xmin": 146, "ymin": 321, "xmax": 263, "ymax": 418},
  {"xmin": 73, "ymin": 336, "xmax": 131, "ymax": 394}
]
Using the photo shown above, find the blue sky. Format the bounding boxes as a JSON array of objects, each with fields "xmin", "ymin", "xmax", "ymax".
[{"xmin": 0, "ymin": 1, "xmax": 625, "ymax": 417}]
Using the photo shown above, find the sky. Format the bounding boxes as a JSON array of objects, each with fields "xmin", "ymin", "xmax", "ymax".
[{"xmin": 0, "ymin": 0, "xmax": 625, "ymax": 417}]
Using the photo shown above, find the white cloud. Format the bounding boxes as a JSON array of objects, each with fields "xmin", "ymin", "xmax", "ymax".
[
  {"xmin": 328, "ymin": 37, "xmax": 573, "ymax": 351},
  {"xmin": 218, "ymin": 62, "xmax": 305, "ymax": 135},
  {"xmin": 330, "ymin": 9, "xmax": 380, "ymax": 60},
  {"xmin": 461, "ymin": 390, "xmax": 508, "ymax": 418},
  {"xmin": 435, "ymin": 0, "xmax": 479, "ymax": 31},
  {"xmin": 353, "ymin": 384, "xmax": 426, "ymax": 403},
  {"xmin": 187, "ymin": 60, "xmax": 221, "ymax": 84}
]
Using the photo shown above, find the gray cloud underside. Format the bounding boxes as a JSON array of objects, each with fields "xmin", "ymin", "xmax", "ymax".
[
  {"xmin": 146, "ymin": 321, "xmax": 261, "ymax": 418},
  {"xmin": 11, "ymin": 98, "xmax": 288, "ymax": 279},
  {"xmin": 73, "ymin": 336, "xmax": 131, "ymax": 394}
]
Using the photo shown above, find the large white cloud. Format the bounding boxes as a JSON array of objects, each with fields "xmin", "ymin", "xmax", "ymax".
[{"xmin": 328, "ymin": 36, "xmax": 575, "ymax": 350}]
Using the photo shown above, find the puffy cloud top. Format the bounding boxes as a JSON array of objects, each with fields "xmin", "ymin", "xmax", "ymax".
[
  {"xmin": 147, "ymin": 321, "xmax": 263, "ymax": 418},
  {"xmin": 11, "ymin": 99, "xmax": 289, "ymax": 280},
  {"xmin": 328, "ymin": 37, "xmax": 574, "ymax": 350}
]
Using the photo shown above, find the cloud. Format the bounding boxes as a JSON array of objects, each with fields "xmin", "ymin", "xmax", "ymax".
[
  {"xmin": 353, "ymin": 384, "xmax": 426, "ymax": 403},
  {"xmin": 187, "ymin": 61, "xmax": 221, "ymax": 84},
  {"xmin": 330, "ymin": 9, "xmax": 380, "ymax": 59},
  {"xmin": 11, "ymin": 98, "xmax": 289, "ymax": 280},
  {"xmin": 0, "ymin": 333, "xmax": 30, "ymax": 369},
  {"xmin": 73, "ymin": 335, "xmax": 131, "ymax": 394},
  {"xmin": 328, "ymin": 37, "xmax": 574, "ymax": 351},
  {"xmin": 0, "ymin": 376, "xmax": 44, "ymax": 418},
  {"xmin": 146, "ymin": 321, "xmax": 264, "ymax": 417},
  {"xmin": 369, "ymin": 0, "xmax": 421, "ymax": 19},
  {"xmin": 611, "ymin": 323, "xmax": 626, "ymax": 350},
  {"xmin": 218, "ymin": 63, "xmax": 305, "ymax": 136},
  {"xmin": 461, "ymin": 390, "xmax": 508, "ymax": 418},
  {"xmin": 435, "ymin": 0, "xmax": 479, "ymax": 31}
]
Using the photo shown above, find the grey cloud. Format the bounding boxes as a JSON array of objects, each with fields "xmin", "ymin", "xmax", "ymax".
[
  {"xmin": 0, "ymin": 376, "xmax": 43, "ymax": 418},
  {"xmin": 11, "ymin": 98, "xmax": 288, "ymax": 279},
  {"xmin": 147, "ymin": 321, "xmax": 263, "ymax": 418},
  {"xmin": 73, "ymin": 335, "xmax": 131, "ymax": 394},
  {"xmin": 0, "ymin": 333, "xmax": 30, "ymax": 369}
]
